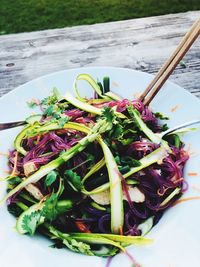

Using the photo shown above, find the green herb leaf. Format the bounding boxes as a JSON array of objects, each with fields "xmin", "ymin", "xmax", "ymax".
[
  {"xmin": 58, "ymin": 117, "xmax": 69, "ymax": 128},
  {"xmin": 45, "ymin": 170, "xmax": 58, "ymax": 187},
  {"xmin": 121, "ymin": 156, "xmax": 141, "ymax": 167},
  {"xmin": 110, "ymin": 124, "xmax": 123, "ymax": 139},
  {"xmin": 27, "ymin": 100, "xmax": 39, "ymax": 108},
  {"xmin": 49, "ymin": 226, "xmax": 94, "ymax": 255},
  {"xmin": 161, "ymin": 123, "xmax": 169, "ymax": 131},
  {"xmin": 7, "ymin": 203, "xmax": 23, "ymax": 217},
  {"xmin": 154, "ymin": 112, "xmax": 169, "ymax": 120},
  {"xmin": 7, "ymin": 176, "xmax": 22, "ymax": 186},
  {"xmin": 101, "ymin": 107, "xmax": 115, "ymax": 124},
  {"xmin": 64, "ymin": 170, "xmax": 82, "ymax": 192},
  {"xmin": 44, "ymin": 105, "xmax": 54, "ymax": 116},
  {"xmin": 63, "ymin": 239, "xmax": 94, "ymax": 256},
  {"xmin": 22, "ymin": 210, "xmax": 41, "ymax": 236},
  {"xmin": 42, "ymin": 193, "xmax": 58, "ymax": 221}
]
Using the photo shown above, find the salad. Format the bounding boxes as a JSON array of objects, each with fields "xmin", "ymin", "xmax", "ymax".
[{"xmin": 2, "ymin": 74, "xmax": 189, "ymax": 257}]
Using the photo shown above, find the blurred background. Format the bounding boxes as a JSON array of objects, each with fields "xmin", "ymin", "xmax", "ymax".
[{"xmin": 0, "ymin": 0, "xmax": 200, "ymax": 35}]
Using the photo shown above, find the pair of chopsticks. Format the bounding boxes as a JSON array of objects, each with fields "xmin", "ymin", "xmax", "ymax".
[{"xmin": 140, "ymin": 17, "xmax": 200, "ymax": 106}]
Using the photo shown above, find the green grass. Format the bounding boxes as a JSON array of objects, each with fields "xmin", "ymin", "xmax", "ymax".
[{"xmin": 0, "ymin": 0, "xmax": 200, "ymax": 34}]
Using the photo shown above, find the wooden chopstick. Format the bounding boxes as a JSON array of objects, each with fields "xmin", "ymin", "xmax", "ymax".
[{"xmin": 140, "ymin": 17, "xmax": 200, "ymax": 106}]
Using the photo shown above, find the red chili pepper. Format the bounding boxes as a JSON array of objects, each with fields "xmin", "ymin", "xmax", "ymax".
[{"xmin": 75, "ymin": 221, "xmax": 91, "ymax": 233}]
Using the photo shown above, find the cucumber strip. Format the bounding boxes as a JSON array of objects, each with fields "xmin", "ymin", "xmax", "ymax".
[
  {"xmin": 73, "ymin": 74, "xmax": 112, "ymax": 102},
  {"xmin": 88, "ymin": 99, "xmax": 110, "ymax": 104},
  {"xmin": 25, "ymin": 115, "xmax": 42, "ymax": 125},
  {"xmin": 65, "ymin": 92, "xmax": 126, "ymax": 119},
  {"xmin": 104, "ymin": 91, "xmax": 122, "ymax": 101},
  {"xmin": 14, "ymin": 122, "xmax": 90, "ymax": 155},
  {"xmin": 27, "ymin": 121, "xmax": 90, "ymax": 137},
  {"xmin": 81, "ymin": 157, "xmax": 105, "ymax": 184},
  {"xmin": 49, "ymin": 226, "xmax": 125, "ymax": 252},
  {"xmin": 82, "ymin": 147, "xmax": 167, "ymax": 195},
  {"xmin": 91, "ymin": 202, "xmax": 106, "ymax": 211},
  {"xmin": 65, "ymin": 92, "xmax": 102, "ymax": 115},
  {"xmin": 99, "ymin": 139, "xmax": 124, "ymax": 234},
  {"xmin": 160, "ymin": 187, "xmax": 181, "ymax": 207},
  {"xmin": 14, "ymin": 125, "xmax": 33, "ymax": 155},
  {"xmin": 127, "ymin": 105, "xmax": 171, "ymax": 152},
  {"xmin": 123, "ymin": 146, "xmax": 167, "ymax": 178},
  {"xmin": 69, "ymin": 233, "xmax": 153, "ymax": 246}
]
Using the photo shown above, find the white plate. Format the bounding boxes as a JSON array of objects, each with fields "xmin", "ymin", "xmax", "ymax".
[{"xmin": 0, "ymin": 67, "xmax": 200, "ymax": 267}]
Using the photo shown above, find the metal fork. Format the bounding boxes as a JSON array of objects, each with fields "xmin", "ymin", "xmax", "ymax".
[
  {"xmin": 0, "ymin": 120, "xmax": 26, "ymax": 130},
  {"xmin": 158, "ymin": 119, "xmax": 200, "ymax": 138}
]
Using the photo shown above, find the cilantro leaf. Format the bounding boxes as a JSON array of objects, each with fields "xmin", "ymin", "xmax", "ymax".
[
  {"xmin": 58, "ymin": 117, "xmax": 69, "ymax": 128},
  {"xmin": 64, "ymin": 170, "xmax": 82, "ymax": 192},
  {"xmin": 63, "ymin": 239, "xmax": 94, "ymax": 256},
  {"xmin": 154, "ymin": 112, "xmax": 169, "ymax": 120},
  {"xmin": 45, "ymin": 170, "xmax": 58, "ymax": 187},
  {"xmin": 22, "ymin": 210, "xmax": 41, "ymax": 236},
  {"xmin": 101, "ymin": 107, "xmax": 115, "ymax": 123},
  {"xmin": 109, "ymin": 124, "xmax": 123, "ymax": 139},
  {"xmin": 27, "ymin": 100, "xmax": 39, "ymax": 109},
  {"xmin": 49, "ymin": 226, "xmax": 94, "ymax": 256},
  {"xmin": 44, "ymin": 105, "xmax": 54, "ymax": 116},
  {"xmin": 121, "ymin": 156, "xmax": 141, "ymax": 167},
  {"xmin": 42, "ymin": 193, "xmax": 58, "ymax": 221}
]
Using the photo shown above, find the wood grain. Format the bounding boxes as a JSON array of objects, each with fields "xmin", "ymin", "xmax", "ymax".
[{"xmin": 0, "ymin": 11, "xmax": 199, "ymax": 98}]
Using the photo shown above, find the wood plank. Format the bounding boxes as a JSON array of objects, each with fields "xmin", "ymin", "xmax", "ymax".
[{"xmin": 0, "ymin": 11, "xmax": 199, "ymax": 98}]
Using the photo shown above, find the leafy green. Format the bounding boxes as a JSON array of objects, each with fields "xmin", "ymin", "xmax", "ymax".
[
  {"xmin": 7, "ymin": 203, "xmax": 23, "ymax": 217},
  {"xmin": 42, "ymin": 193, "xmax": 58, "ymax": 221},
  {"xmin": 41, "ymin": 88, "xmax": 69, "ymax": 126},
  {"xmin": 127, "ymin": 104, "xmax": 171, "ymax": 152},
  {"xmin": 45, "ymin": 170, "xmax": 58, "ymax": 187},
  {"xmin": 27, "ymin": 100, "xmax": 39, "ymax": 109},
  {"xmin": 22, "ymin": 210, "xmax": 42, "ymax": 236},
  {"xmin": 49, "ymin": 226, "xmax": 124, "ymax": 252},
  {"xmin": 154, "ymin": 112, "xmax": 169, "ymax": 120},
  {"xmin": 161, "ymin": 123, "xmax": 169, "ymax": 131},
  {"xmin": 121, "ymin": 156, "xmax": 141, "ymax": 167},
  {"xmin": 103, "ymin": 76, "xmax": 110, "ymax": 93},
  {"xmin": 101, "ymin": 106, "xmax": 115, "ymax": 124},
  {"xmin": 109, "ymin": 123, "xmax": 123, "ymax": 139},
  {"xmin": 58, "ymin": 117, "xmax": 69, "ymax": 128},
  {"xmin": 44, "ymin": 105, "xmax": 54, "ymax": 116},
  {"xmin": 49, "ymin": 226, "xmax": 94, "ymax": 255},
  {"xmin": 64, "ymin": 170, "xmax": 82, "ymax": 192},
  {"xmin": 41, "ymin": 88, "xmax": 60, "ymax": 107},
  {"xmin": 7, "ymin": 176, "xmax": 22, "ymax": 186},
  {"xmin": 62, "ymin": 239, "xmax": 94, "ymax": 256}
]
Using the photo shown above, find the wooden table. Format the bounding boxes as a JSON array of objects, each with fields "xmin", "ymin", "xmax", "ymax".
[{"xmin": 0, "ymin": 11, "xmax": 199, "ymax": 99}]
